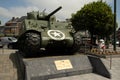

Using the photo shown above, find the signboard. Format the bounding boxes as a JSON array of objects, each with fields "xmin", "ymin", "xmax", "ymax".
[{"xmin": 54, "ymin": 59, "xmax": 73, "ymax": 70}]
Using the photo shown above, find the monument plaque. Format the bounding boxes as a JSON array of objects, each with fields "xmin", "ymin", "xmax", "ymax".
[{"xmin": 54, "ymin": 59, "xmax": 73, "ymax": 70}]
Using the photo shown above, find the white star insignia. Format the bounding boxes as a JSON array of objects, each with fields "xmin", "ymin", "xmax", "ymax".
[
  {"xmin": 47, "ymin": 30, "xmax": 65, "ymax": 40},
  {"xmin": 51, "ymin": 31, "xmax": 62, "ymax": 37}
]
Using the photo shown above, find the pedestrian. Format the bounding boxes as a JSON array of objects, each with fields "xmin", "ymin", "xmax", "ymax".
[{"xmin": 98, "ymin": 39, "xmax": 105, "ymax": 52}]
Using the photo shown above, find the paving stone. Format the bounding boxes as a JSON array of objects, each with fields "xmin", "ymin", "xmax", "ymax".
[
  {"xmin": 1, "ymin": 49, "xmax": 120, "ymax": 80},
  {"xmin": 0, "ymin": 49, "xmax": 18, "ymax": 80}
]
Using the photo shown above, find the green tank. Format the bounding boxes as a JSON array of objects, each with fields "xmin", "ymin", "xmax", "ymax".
[{"xmin": 17, "ymin": 6, "xmax": 81, "ymax": 57}]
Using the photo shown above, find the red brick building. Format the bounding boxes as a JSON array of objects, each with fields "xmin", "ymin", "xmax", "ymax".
[{"xmin": 4, "ymin": 16, "xmax": 26, "ymax": 37}]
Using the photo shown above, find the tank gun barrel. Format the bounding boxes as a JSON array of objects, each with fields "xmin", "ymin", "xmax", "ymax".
[{"xmin": 46, "ymin": 6, "xmax": 62, "ymax": 19}]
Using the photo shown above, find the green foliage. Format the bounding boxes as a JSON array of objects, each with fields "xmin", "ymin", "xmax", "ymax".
[{"xmin": 71, "ymin": 1, "xmax": 116, "ymax": 37}]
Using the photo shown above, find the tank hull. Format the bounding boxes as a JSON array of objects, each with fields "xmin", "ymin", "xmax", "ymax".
[{"xmin": 17, "ymin": 7, "xmax": 81, "ymax": 57}]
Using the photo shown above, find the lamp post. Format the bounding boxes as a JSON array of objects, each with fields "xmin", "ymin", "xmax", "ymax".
[
  {"xmin": 113, "ymin": 0, "xmax": 117, "ymax": 51},
  {"xmin": 110, "ymin": 0, "xmax": 117, "ymax": 70}
]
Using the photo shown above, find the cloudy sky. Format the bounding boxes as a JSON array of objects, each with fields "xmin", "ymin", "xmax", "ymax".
[{"xmin": 0, "ymin": 0, "xmax": 120, "ymax": 27}]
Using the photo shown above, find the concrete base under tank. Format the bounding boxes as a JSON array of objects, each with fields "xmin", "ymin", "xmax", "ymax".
[{"xmin": 16, "ymin": 53, "xmax": 111, "ymax": 80}]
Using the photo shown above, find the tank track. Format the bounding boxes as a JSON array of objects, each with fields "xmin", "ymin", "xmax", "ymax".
[
  {"xmin": 18, "ymin": 31, "xmax": 82, "ymax": 57},
  {"xmin": 18, "ymin": 31, "xmax": 41, "ymax": 57}
]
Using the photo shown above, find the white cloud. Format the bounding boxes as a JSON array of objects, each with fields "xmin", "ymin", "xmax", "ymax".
[
  {"xmin": 10, "ymin": 6, "xmax": 39, "ymax": 17},
  {"xmin": 118, "ymin": 20, "xmax": 120, "ymax": 28},
  {"xmin": 25, "ymin": 0, "xmax": 100, "ymax": 20},
  {"xmin": 0, "ymin": 6, "xmax": 39, "ymax": 18},
  {"xmin": 0, "ymin": 0, "xmax": 114, "ymax": 22},
  {"xmin": 104, "ymin": 0, "xmax": 113, "ymax": 4},
  {"xmin": 0, "ymin": 7, "xmax": 14, "ymax": 18}
]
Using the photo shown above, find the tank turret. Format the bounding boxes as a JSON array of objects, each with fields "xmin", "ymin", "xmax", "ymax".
[
  {"xmin": 27, "ymin": 6, "xmax": 62, "ymax": 21},
  {"xmin": 17, "ymin": 6, "xmax": 81, "ymax": 57}
]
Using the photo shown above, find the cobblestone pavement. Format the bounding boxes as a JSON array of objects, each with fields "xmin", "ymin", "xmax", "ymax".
[
  {"xmin": 0, "ymin": 48, "xmax": 120, "ymax": 80},
  {"xmin": 0, "ymin": 49, "xmax": 18, "ymax": 80}
]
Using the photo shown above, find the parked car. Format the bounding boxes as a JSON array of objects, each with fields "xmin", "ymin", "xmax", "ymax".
[
  {"xmin": 116, "ymin": 41, "xmax": 119, "ymax": 45},
  {"xmin": 112, "ymin": 40, "xmax": 119, "ymax": 46},
  {"xmin": 0, "ymin": 37, "xmax": 17, "ymax": 48}
]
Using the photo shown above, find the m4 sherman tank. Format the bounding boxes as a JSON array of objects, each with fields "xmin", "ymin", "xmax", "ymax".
[{"xmin": 17, "ymin": 6, "xmax": 81, "ymax": 57}]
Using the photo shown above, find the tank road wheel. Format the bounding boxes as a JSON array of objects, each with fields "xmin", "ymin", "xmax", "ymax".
[{"xmin": 18, "ymin": 31, "xmax": 41, "ymax": 57}]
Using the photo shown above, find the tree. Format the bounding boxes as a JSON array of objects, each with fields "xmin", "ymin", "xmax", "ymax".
[{"xmin": 71, "ymin": 1, "xmax": 116, "ymax": 38}]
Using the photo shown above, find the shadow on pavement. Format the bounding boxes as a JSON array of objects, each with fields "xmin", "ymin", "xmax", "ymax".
[{"xmin": 9, "ymin": 52, "xmax": 25, "ymax": 80}]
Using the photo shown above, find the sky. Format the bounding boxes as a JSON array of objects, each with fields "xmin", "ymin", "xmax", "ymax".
[{"xmin": 0, "ymin": 0, "xmax": 120, "ymax": 27}]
